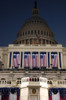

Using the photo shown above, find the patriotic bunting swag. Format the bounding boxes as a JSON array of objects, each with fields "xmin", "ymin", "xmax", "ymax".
[
  {"xmin": 49, "ymin": 88, "xmax": 66, "ymax": 100},
  {"xmin": 0, "ymin": 88, "xmax": 20, "ymax": 100},
  {"xmin": 51, "ymin": 52, "xmax": 58, "ymax": 68}
]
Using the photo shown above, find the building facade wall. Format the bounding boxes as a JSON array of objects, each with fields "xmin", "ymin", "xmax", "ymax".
[{"xmin": 0, "ymin": 44, "xmax": 66, "ymax": 69}]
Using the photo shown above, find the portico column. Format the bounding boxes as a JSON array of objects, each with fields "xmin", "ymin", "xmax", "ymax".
[
  {"xmin": 7, "ymin": 52, "xmax": 10, "ymax": 68},
  {"xmin": 61, "ymin": 52, "xmax": 63, "ymax": 69},
  {"xmin": 46, "ymin": 52, "xmax": 48, "ymax": 69},
  {"xmin": 58, "ymin": 52, "xmax": 60, "ymax": 69},
  {"xmin": 22, "ymin": 52, "xmax": 24, "ymax": 69},
  {"xmin": 50, "ymin": 52, "xmax": 51, "ymax": 69},
  {"xmin": 11, "ymin": 52, "xmax": 13, "ymax": 68},
  {"xmin": 31, "ymin": 52, "xmax": 32, "ymax": 69},
  {"xmin": 19, "ymin": 52, "xmax": 21, "ymax": 69},
  {"xmin": 39, "ymin": 52, "xmax": 40, "ymax": 68}
]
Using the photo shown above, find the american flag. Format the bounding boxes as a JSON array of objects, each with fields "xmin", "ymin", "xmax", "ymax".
[
  {"xmin": 51, "ymin": 52, "xmax": 58, "ymax": 67},
  {"xmin": 32, "ymin": 53, "xmax": 39, "ymax": 67},
  {"xmin": 28, "ymin": 54, "xmax": 31, "ymax": 67},
  {"xmin": 24, "ymin": 53, "xmax": 31, "ymax": 67},
  {"xmin": 12, "ymin": 52, "xmax": 20, "ymax": 67},
  {"xmin": 60, "ymin": 88, "xmax": 66, "ymax": 100},
  {"xmin": 40, "ymin": 53, "xmax": 47, "ymax": 67},
  {"xmin": 40, "ymin": 54, "xmax": 43, "ymax": 67},
  {"xmin": 43, "ymin": 54, "xmax": 47, "ymax": 67}
]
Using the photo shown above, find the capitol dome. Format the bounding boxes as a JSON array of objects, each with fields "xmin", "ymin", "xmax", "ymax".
[{"xmin": 14, "ymin": 1, "xmax": 57, "ymax": 45}]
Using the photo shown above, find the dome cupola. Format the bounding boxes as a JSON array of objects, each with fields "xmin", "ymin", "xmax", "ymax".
[{"xmin": 32, "ymin": 0, "xmax": 39, "ymax": 15}]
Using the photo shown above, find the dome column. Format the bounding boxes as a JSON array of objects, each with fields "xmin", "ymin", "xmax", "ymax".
[
  {"xmin": 33, "ymin": 39, "xmax": 34, "ymax": 45},
  {"xmin": 45, "ymin": 40, "xmax": 47, "ymax": 44},
  {"xmin": 41, "ymin": 40, "xmax": 43, "ymax": 45},
  {"xmin": 29, "ymin": 40, "xmax": 30, "ymax": 45}
]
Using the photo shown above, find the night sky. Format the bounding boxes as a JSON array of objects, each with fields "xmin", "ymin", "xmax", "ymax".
[{"xmin": 0, "ymin": 0, "xmax": 66, "ymax": 46}]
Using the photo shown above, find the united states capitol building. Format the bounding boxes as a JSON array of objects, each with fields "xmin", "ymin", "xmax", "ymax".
[{"xmin": 0, "ymin": 1, "xmax": 66, "ymax": 100}]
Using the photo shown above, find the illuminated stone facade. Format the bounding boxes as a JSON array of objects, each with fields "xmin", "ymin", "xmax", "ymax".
[{"xmin": 0, "ymin": 1, "xmax": 66, "ymax": 100}]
